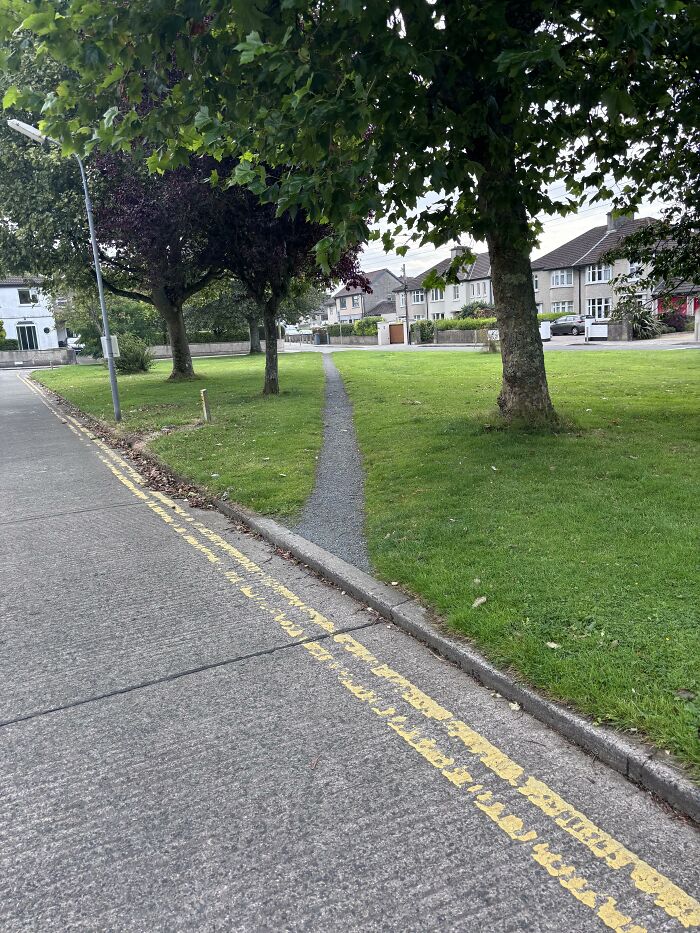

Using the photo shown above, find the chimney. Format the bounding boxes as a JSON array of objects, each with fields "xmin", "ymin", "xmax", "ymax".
[
  {"xmin": 450, "ymin": 244, "xmax": 468, "ymax": 259},
  {"xmin": 607, "ymin": 211, "xmax": 635, "ymax": 232}
]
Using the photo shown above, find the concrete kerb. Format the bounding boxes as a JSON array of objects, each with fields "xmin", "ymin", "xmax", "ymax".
[
  {"xmin": 28, "ymin": 375, "xmax": 700, "ymax": 825},
  {"xmin": 217, "ymin": 500, "xmax": 700, "ymax": 824}
]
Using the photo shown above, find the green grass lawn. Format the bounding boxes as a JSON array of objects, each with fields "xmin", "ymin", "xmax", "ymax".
[
  {"xmin": 35, "ymin": 354, "xmax": 325, "ymax": 519},
  {"xmin": 333, "ymin": 350, "xmax": 700, "ymax": 773}
]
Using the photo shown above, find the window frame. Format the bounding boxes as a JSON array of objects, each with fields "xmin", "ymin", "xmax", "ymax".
[
  {"xmin": 586, "ymin": 297, "xmax": 612, "ymax": 319},
  {"xmin": 17, "ymin": 288, "xmax": 38, "ymax": 306},
  {"xmin": 586, "ymin": 263, "xmax": 612, "ymax": 284},
  {"xmin": 550, "ymin": 269, "xmax": 574, "ymax": 287},
  {"xmin": 411, "ymin": 289, "xmax": 425, "ymax": 304}
]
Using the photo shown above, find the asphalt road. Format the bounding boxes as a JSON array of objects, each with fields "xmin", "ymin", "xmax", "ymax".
[{"xmin": 1, "ymin": 370, "xmax": 698, "ymax": 932}]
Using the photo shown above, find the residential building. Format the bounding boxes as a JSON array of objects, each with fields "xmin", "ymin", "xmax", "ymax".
[
  {"xmin": 332, "ymin": 268, "xmax": 403, "ymax": 323},
  {"xmin": 388, "ymin": 213, "xmax": 697, "ymax": 327},
  {"xmin": 393, "ymin": 247, "xmax": 493, "ymax": 321},
  {"xmin": 531, "ymin": 214, "xmax": 657, "ymax": 319},
  {"xmin": 0, "ymin": 278, "xmax": 67, "ymax": 349}
]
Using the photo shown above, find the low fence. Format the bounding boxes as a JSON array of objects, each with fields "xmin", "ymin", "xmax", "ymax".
[
  {"xmin": 0, "ymin": 347, "xmax": 76, "ymax": 368},
  {"xmin": 329, "ymin": 335, "xmax": 377, "ymax": 346},
  {"xmin": 149, "ymin": 341, "xmax": 253, "ymax": 358}
]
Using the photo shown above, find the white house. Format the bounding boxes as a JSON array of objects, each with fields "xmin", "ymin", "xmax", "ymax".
[{"xmin": 0, "ymin": 277, "xmax": 67, "ymax": 349}]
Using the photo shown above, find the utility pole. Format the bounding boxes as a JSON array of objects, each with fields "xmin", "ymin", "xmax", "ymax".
[{"xmin": 402, "ymin": 264, "xmax": 410, "ymax": 345}]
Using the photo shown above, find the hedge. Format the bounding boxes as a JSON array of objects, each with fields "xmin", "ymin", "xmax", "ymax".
[{"xmin": 0, "ymin": 338, "xmax": 19, "ymax": 350}]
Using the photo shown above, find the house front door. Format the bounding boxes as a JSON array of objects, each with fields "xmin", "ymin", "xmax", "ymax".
[{"xmin": 16, "ymin": 324, "xmax": 38, "ymax": 351}]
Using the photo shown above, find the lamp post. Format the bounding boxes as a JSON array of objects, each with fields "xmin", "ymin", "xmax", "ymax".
[{"xmin": 8, "ymin": 119, "xmax": 121, "ymax": 421}]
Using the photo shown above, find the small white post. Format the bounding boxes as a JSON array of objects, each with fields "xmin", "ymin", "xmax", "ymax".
[{"xmin": 200, "ymin": 388, "xmax": 211, "ymax": 423}]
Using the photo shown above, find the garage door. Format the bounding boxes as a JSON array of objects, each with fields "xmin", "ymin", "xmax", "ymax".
[{"xmin": 389, "ymin": 323, "xmax": 404, "ymax": 344}]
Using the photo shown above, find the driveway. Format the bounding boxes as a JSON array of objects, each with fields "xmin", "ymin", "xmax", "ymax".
[{"xmin": 1, "ymin": 370, "xmax": 698, "ymax": 931}]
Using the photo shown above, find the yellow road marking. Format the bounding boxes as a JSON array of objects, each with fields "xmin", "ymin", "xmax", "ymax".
[{"xmin": 23, "ymin": 375, "xmax": 700, "ymax": 931}]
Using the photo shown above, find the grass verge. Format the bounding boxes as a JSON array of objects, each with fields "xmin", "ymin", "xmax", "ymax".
[
  {"xmin": 333, "ymin": 349, "xmax": 700, "ymax": 773},
  {"xmin": 35, "ymin": 354, "xmax": 325, "ymax": 519}
]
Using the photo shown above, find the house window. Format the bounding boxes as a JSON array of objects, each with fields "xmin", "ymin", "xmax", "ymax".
[
  {"xmin": 551, "ymin": 301, "xmax": 574, "ymax": 315},
  {"xmin": 452, "ymin": 285, "xmax": 460, "ymax": 300},
  {"xmin": 629, "ymin": 263, "xmax": 644, "ymax": 280},
  {"xmin": 533, "ymin": 273, "xmax": 539, "ymax": 291},
  {"xmin": 351, "ymin": 295, "xmax": 361, "ymax": 308},
  {"xmin": 430, "ymin": 288, "xmax": 444, "ymax": 302},
  {"xmin": 551, "ymin": 269, "xmax": 573, "ymax": 287},
  {"xmin": 339, "ymin": 297, "xmax": 347, "ymax": 309},
  {"xmin": 411, "ymin": 289, "xmax": 425, "ymax": 304},
  {"xmin": 16, "ymin": 323, "xmax": 38, "ymax": 350},
  {"xmin": 587, "ymin": 297, "xmax": 611, "ymax": 319},
  {"xmin": 433, "ymin": 312, "xmax": 445, "ymax": 320},
  {"xmin": 586, "ymin": 263, "xmax": 612, "ymax": 283},
  {"xmin": 399, "ymin": 293, "xmax": 406, "ymax": 307},
  {"xmin": 536, "ymin": 303, "xmax": 543, "ymax": 314},
  {"xmin": 471, "ymin": 281, "xmax": 487, "ymax": 297},
  {"xmin": 18, "ymin": 288, "xmax": 38, "ymax": 305}
]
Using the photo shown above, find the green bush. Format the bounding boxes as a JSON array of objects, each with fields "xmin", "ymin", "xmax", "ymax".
[
  {"xmin": 113, "ymin": 334, "xmax": 154, "ymax": 374},
  {"xmin": 352, "ymin": 316, "xmax": 382, "ymax": 336},
  {"xmin": 326, "ymin": 323, "xmax": 355, "ymax": 336},
  {"xmin": 188, "ymin": 326, "xmax": 250, "ymax": 343},
  {"xmin": 537, "ymin": 312, "xmax": 562, "ymax": 322},
  {"xmin": 610, "ymin": 302, "xmax": 662, "ymax": 340},
  {"xmin": 460, "ymin": 300, "xmax": 495, "ymax": 317},
  {"xmin": 436, "ymin": 316, "xmax": 497, "ymax": 331},
  {"xmin": 411, "ymin": 320, "xmax": 435, "ymax": 342},
  {"xmin": 0, "ymin": 338, "xmax": 19, "ymax": 351}
]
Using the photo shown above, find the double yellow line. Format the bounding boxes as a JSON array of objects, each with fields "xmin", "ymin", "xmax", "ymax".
[{"xmin": 21, "ymin": 375, "xmax": 700, "ymax": 932}]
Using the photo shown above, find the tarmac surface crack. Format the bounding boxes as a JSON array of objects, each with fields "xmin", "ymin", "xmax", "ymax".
[{"xmin": 0, "ymin": 618, "xmax": 383, "ymax": 731}]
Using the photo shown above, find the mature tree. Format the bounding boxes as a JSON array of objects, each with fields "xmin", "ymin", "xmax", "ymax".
[
  {"xmin": 186, "ymin": 278, "xmax": 326, "ymax": 354},
  {"xmin": 2, "ymin": 0, "xmax": 692, "ymax": 418}
]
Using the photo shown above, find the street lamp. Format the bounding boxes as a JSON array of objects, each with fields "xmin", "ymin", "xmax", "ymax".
[{"xmin": 8, "ymin": 119, "xmax": 122, "ymax": 421}]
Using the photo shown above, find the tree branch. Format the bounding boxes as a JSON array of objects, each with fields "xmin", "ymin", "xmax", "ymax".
[{"xmin": 101, "ymin": 277, "xmax": 153, "ymax": 305}]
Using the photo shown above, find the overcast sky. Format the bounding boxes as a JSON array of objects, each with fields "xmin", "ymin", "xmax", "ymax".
[{"xmin": 359, "ymin": 194, "xmax": 666, "ymax": 279}]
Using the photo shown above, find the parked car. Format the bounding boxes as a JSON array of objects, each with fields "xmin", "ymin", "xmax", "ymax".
[{"xmin": 550, "ymin": 315, "xmax": 587, "ymax": 336}]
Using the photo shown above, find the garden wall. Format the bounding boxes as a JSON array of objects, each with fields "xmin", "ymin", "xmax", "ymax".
[
  {"xmin": 149, "ymin": 341, "xmax": 253, "ymax": 358},
  {"xmin": 329, "ymin": 335, "xmax": 377, "ymax": 346},
  {"xmin": 0, "ymin": 347, "xmax": 76, "ymax": 368}
]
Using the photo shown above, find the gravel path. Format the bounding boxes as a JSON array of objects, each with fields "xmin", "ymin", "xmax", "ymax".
[{"xmin": 294, "ymin": 353, "xmax": 370, "ymax": 571}]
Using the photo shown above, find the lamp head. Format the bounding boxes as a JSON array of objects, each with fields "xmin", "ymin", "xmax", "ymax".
[{"xmin": 7, "ymin": 119, "xmax": 57, "ymax": 146}]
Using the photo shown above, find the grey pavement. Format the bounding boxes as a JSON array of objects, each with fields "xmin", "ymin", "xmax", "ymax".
[
  {"xmin": 0, "ymin": 369, "xmax": 698, "ymax": 932},
  {"xmin": 294, "ymin": 354, "xmax": 370, "ymax": 572}
]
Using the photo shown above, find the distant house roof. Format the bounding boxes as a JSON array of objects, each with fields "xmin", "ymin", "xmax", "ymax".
[
  {"xmin": 0, "ymin": 276, "xmax": 40, "ymax": 287},
  {"xmin": 332, "ymin": 268, "xmax": 402, "ymax": 298},
  {"xmin": 531, "ymin": 217, "xmax": 656, "ymax": 271},
  {"xmin": 393, "ymin": 251, "xmax": 491, "ymax": 292},
  {"xmin": 364, "ymin": 298, "xmax": 395, "ymax": 317}
]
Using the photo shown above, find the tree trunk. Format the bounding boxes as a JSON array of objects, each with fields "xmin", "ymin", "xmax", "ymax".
[
  {"xmin": 153, "ymin": 291, "xmax": 194, "ymax": 379},
  {"xmin": 247, "ymin": 314, "xmax": 263, "ymax": 354},
  {"xmin": 262, "ymin": 301, "xmax": 279, "ymax": 395},
  {"xmin": 478, "ymin": 168, "xmax": 557, "ymax": 425}
]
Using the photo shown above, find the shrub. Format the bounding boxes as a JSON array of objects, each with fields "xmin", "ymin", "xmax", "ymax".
[
  {"xmin": 460, "ymin": 300, "xmax": 495, "ymax": 318},
  {"xmin": 353, "ymin": 316, "xmax": 382, "ymax": 336},
  {"xmin": 411, "ymin": 319, "xmax": 435, "ymax": 342},
  {"xmin": 0, "ymin": 338, "xmax": 19, "ymax": 351},
  {"xmin": 658, "ymin": 308, "xmax": 688, "ymax": 333},
  {"xmin": 326, "ymin": 323, "xmax": 355, "ymax": 336},
  {"xmin": 610, "ymin": 302, "xmax": 661, "ymax": 340},
  {"xmin": 537, "ymin": 312, "xmax": 562, "ymax": 322},
  {"xmin": 0, "ymin": 319, "xmax": 5, "ymax": 342},
  {"xmin": 113, "ymin": 334, "xmax": 154, "ymax": 374},
  {"xmin": 436, "ymin": 316, "xmax": 497, "ymax": 331}
]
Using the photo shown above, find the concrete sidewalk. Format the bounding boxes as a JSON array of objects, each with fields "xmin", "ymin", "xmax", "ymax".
[{"xmin": 0, "ymin": 370, "xmax": 698, "ymax": 931}]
